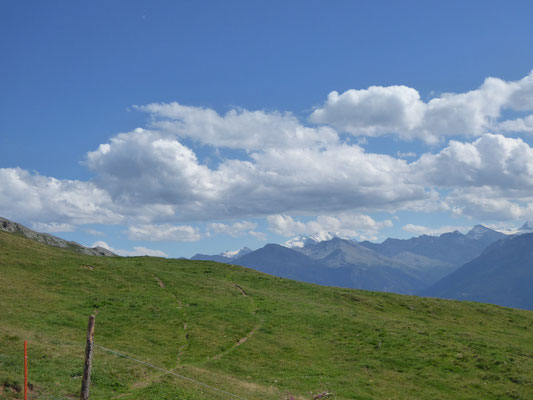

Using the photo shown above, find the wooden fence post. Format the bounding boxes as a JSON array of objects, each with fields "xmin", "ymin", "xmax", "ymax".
[
  {"xmin": 24, "ymin": 340, "xmax": 28, "ymax": 400},
  {"xmin": 80, "ymin": 315, "xmax": 95, "ymax": 400}
]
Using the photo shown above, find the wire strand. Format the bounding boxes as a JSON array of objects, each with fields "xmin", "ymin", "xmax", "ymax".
[{"xmin": 94, "ymin": 344, "xmax": 250, "ymax": 400}]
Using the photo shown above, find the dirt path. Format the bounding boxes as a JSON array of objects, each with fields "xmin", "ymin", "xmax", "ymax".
[
  {"xmin": 206, "ymin": 282, "xmax": 263, "ymax": 362},
  {"xmin": 153, "ymin": 275, "xmax": 166, "ymax": 288},
  {"xmin": 233, "ymin": 283, "xmax": 247, "ymax": 296},
  {"xmin": 150, "ymin": 274, "xmax": 190, "ymax": 368},
  {"xmin": 212, "ymin": 323, "xmax": 261, "ymax": 360}
]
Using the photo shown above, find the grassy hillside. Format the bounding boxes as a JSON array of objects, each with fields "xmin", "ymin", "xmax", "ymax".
[{"xmin": 0, "ymin": 231, "xmax": 532, "ymax": 400}]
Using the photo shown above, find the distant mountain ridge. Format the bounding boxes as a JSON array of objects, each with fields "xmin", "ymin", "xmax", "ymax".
[
  {"xmin": 282, "ymin": 232, "xmax": 342, "ymax": 249},
  {"xmin": 232, "ymin": 240, "xmax": 427, "ymax": 294},
  {"xmin": 192, "ymin": 224, "xmax": 508, "ymax": 296},
  {"xmin": 191, "ymin": 246, "xmax": 252, "ymax": 263},
  {"xmin": 0, "ymin": 216, "xmax": 116, "ymax": 256},
  {"xmin": 421, "ymin": 232, "xmax": 533, "ymax": 309},
  {"xmin": 4, "ymin": 214, "xmax": 532, "ymax": 308},
  {"xmin": 359, "ymin": 225, "xmax": 506, "ymax": 266}
]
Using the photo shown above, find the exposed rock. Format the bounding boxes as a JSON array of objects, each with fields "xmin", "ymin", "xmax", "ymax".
[{"xmin": 0, "ymin": 216, "xmax": 117, "ymax": 257}]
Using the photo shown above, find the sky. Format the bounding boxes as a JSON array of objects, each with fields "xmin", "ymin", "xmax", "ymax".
[{"xmin": 2, "ymin": 1, "xmax": 533, "ymax": 258}]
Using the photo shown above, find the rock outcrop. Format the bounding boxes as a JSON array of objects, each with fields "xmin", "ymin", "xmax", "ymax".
[{"xmin": 0, "ymin": 217, "xmax": 116, "ymax": 257}]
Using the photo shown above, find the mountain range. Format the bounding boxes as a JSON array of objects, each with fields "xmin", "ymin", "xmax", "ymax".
[
  {"xmin": 190, "ymin": 246, "xmax": 252, "ymax": 263},
  {"xmin": 194, "ymin": 225, "xmax": 533, "ymax": 309},
  {"xmin": 231, "ymin": 240, "xmax": 426, "ymax": 294},
  {"xmin": 422, "ymin": 232, "xmax": 533, "ymax": 309},
  {"xmin": 2, "ymin": 215, "xmax": 532, "ymax": 309},
  {"xmin": 192, "ymin": 225, "xmax": 510, "ymax": 296},
  {"xmin": 359, "ymin": 225, "xmax": 506, "ymax": 266}
]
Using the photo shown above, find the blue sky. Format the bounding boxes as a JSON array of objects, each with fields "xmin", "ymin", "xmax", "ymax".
[{"xmin": 2, "ymin": 1, "xmax": 533, "ymax": 257}]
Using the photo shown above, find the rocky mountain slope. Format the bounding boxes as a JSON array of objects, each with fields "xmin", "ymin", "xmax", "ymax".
[
  {"xmin": 0, "ymin": 216, "xmax": 116, "ymax": 256},
  {"xmin": 421, "ymin": 233, "xmax": 533, "ymax": 309},
  {"xmin": 359, "ymin": 225, "xmax": 505, "ymax": 267},
  {"xmin": 233, "ymin": 239, "xmax": 436, "ymax": 294}
]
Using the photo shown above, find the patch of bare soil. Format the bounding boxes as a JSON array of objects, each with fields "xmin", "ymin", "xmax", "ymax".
[
  {"xmin": 153, "ymin": 275, "xmax": 166, "ymax": 288},
  {"xmin": 233, "ymin": 283, "xmax": 247, "ymax": 296},
  {"xmin": 212, "ymin": 323, "xmax": 260, "ymax": 360}
]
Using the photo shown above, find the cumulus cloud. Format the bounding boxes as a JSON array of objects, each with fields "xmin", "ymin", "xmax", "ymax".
[
  {"xmin": 1, "ymin": 130, "xmax": 431, "ymax": 232},
  {"xmin": 498, "ymin": 114, "xmax": 533, "ymax": 133},
  {"xmin": 136, "ymin": 102, "xmax": 339, "ymax": 150},
  {"xmin": 444, "ymin": 186, "xmax": 533, "ymax": 221},
  {"xmin": 93, "ymin": 241, "xmax": 168, "ymax": 257},
  {"xmin": 396, "ymin": 151, "xmax": 417, "ymax": 158},
  {"xmin": 86, "ymin": 128, "xmax": 215, "ymax": 207},
  {"xmin": 506, "ymin": 71, "xmax": 533, "ymax": 110},
  {"xmin": 412, "ymin": 133, "xmax": 533, "ymax": 189},
  {"xmin": 128, "ymin": 224, "xmax": 201, "ymax": 242},
  {"xmin": 310, "ymin": 85, "xmax": 425, "ymax": 138},
  {"xmin": 402, "ymin": 224, "xmax": 470, "ymax": 236},
  {"xmin": 207, "ymin": 221, "xmax": 265, "ymax": 240},
  {"xmin": 6, "ymin": 71, "xmax": 533, "ymax": 239},
  {"xmin": 0, "ymin": 167, "xmax": 121, "ymax": 227},
  {"xmin": 267, "ymin": 213, "xmax": 393, "ymax": 241},
  {"xmin": 310, "ymin": 70, "xmax": 533, "ymax": 142},
  {"xmin": 86, "ymin": 129, "xmax": 429, "ymax": 219},
  {"xmin": 404, "ymin": 133, "xmax": 533, "ymax": 221}
]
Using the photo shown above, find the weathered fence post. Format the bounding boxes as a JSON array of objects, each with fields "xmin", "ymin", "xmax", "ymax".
[
  {"xmin": 24, "ymin": 340, "xmax": 28, "ymax": 400},
  {"xmin": 80, "ymin": 315, "xmax": 95, "ymax": 400}
]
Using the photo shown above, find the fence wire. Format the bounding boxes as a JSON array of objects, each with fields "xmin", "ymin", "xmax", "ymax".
[{"xmin": 95, "ymin": 344, "xmax": 250, "ymax": 400}]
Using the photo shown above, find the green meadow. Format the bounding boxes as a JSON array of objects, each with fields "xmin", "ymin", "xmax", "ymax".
[{"xmin": 0, "ymin": 230, "xmax": 532, "ymax": 399}]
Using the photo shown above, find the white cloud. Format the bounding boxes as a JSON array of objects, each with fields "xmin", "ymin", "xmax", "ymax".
[
  {"xmin": 267, "ymin": 213, "xmax": 393, "ymax": 241},
  {"xmin": 31, "ymin": 222, "xmax": 75, "ymax": 233},
  {"xmin": 444, "ymin": 186, "xmax": 533, "ymax": 221},
  {"xmin": 128, "ymin": 224, "xmax": 201, "ymax": 242},
  {"xmin": 406, "ymin": 133, "xmax": 533, "ymax": 221},
  {"xmin": 396, "ymin": 151, "xmax": 417, "ymax": 158},
  {"xmin": 402, "ymin": 224, "xmax": 470, "ymax": 236},
  {"xmin": 498, "ymin": 114, "xmax": 533, "ymax": 133},
  {"xmin": 86, "ymin": 128, "xmax": 215, "ymax": 208},
  {"xmin": 246, "ymin": 145, "xmax": 427, "ymax": 214},
  {"xmin": 85, "ymin": 129, "xmax": 429, "ymax": 219},
  {"xmin": 310, "ymin": 85, "xmax": 425, "ymax": 138},
  {"xmin": 0, "ymin": 167, "xmax": 121, "ymax": 227},
  {"xmin": 7, "ymin": 71, "xmax": 533, "ymax": 238},
  {"xmin": 92, "ymin": 241, "xmax": 168, "ymax": 257},
  {"xmin": 506, "ymin": 71, "xmax": 533, "ymax": 110},
  {"xmin": 207, "ymin": 221, "xmax": 265, "ymax": 240},
  {"xmin": 136, "ymin": 102, "xmax": 339, "ymax": 150},
  {"xmin": 412, "ymin": 133, "xmax": 533, "ymax": 189},
  {"xmin": 310, "ymin": 70, "xmax": 533, "ymax": 142},
  {"xmin": 0, "ymin": 131, "xmax": 430, "ymax": 233},
  {"xmin": 208, "ymin": 221, "xmax": 256, "ymax": 236}
]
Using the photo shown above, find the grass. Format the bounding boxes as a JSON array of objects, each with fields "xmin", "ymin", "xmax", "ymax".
[{"xmin": 0, "ymin": 230, "xmax": 532, "ymax": 399}]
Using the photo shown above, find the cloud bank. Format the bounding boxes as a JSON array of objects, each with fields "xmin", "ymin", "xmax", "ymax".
[{"xmin": 3, "ymin": 71, "xmax": 533, "ymax": 242}]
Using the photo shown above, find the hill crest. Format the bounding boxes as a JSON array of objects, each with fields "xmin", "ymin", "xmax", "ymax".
[{"xmin": 0, "ymin": 216, "xmax": 116, "ymax": 256}]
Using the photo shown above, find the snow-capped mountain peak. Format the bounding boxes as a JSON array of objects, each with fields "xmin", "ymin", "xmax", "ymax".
[
  {"xmin": 220, "ymin": 247, "xmax": 252, "ymax": 259},
  {"xmin": 282, "ymin": 232, "xmax": 348, "ymax": 249},
  {"xmin": 489, "ymin": 221, "xmax": 533, "ymax": 236}
]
